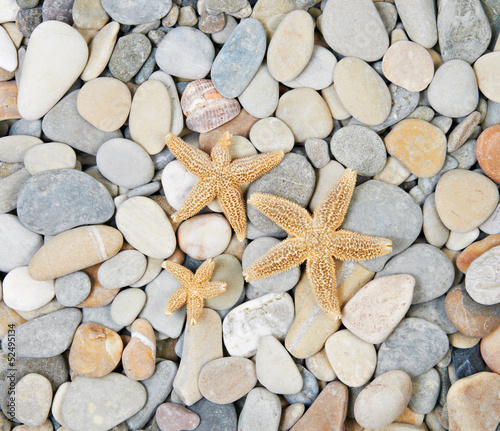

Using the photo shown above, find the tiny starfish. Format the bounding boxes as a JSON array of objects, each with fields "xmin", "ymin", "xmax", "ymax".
[
  {"xmin": 162, "ymin": 258, "xmax": 226, "ymax": 325},
  {"xmin": 242, "ymin": 168, "xmax": 392, "ymax": 321},
  {"xmin": 165, "ymin": 132, "xmax": 284, "ymax": 241}
]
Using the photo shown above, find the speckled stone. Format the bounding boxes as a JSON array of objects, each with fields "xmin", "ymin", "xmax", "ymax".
[
  {"xmin": 407, "ymin": 295, "xmax": 457, "ymax": 334},
  {"xmin": 14, "ymin": 373, "xmax": 52, "ymax": 426},
  {"xmin": 109, "ymin": 33, "xmax": 151, "ymax": 83},
  {"xmin": 42, "ymin": 0, "xmax": 74, "ymax": 24},
  {"xmin": 72, "ymin": 0, "xmax": 109, "ymax": 29},
  {"xmin": 395, "ymin": 0, "xmax": 437, "ymax": 48},
  {"xmin": 55, "ymin": 271, "xmax": 91, "ymax": 307},
  {"xmin": 16, "ymin": 6, "xmax": 42, "ymax": 38}
]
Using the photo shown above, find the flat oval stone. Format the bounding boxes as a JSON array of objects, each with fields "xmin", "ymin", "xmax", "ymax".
[
  {"xmin": 435, "ymin": 169, "xmax": 499, "ymax": 232},
  {"xmin": 156, "ymin": 27, "xmax": 214, "ymax": 80},
  {"xmin": 334, "ymin": 57, "xmax": 391, "ymax": 126},
  {"xmin": 24, "ymin": 142, "xmax": 76, "ymax": 175},
  {"xmin": 395, "ymin": 0, "xmax": 437, "ymax": 48},
  {"xmin": 437, "ymin": 0, "xmax": 491, "ymax": 64},
  {"xmin": 330, "ymin": 125, "xmax": 386, "ymax": 176},
  {"xmin": 376, "ymin": 318, "xmax": 449, "ymax": 377},
  {"xmin": 222, "ymin": 292, "xmax": 294, "ymax": 357},
  {"xmin": 267, "ymin": 10, "xmax": 314, "ymax": 82},
  {"xmin": 29, "ymin": 226, "xmax": 123, "ymax": 281},
  {"xmin": 409, "ymin": 368, "xmax": 441, "ymax": 415},
  {"xmin": 0, "ymin": 135, "xmax": 42, "ymax": 163},
  {"xmin": 212, "ymin": 18, "xmax": 266, "ymax": 98},
  {"xmin": 428, "ymin": 59, "xmax": 478, "ymax": 118},
  {"xmin": 110, "ymin": 288, "xmax": 146, "ymax": 327},
  {"xmin": 476, "ymin": 124, "xmax": 500, "ymax": 183},
  {"xmin": 62, "ymin": 373, "xmax": 146, "ymax": 431},
  {"xmin": 321, "ymin": 0, "xmax": 388, "ymax": 62},
  {"xmin": 55, "ymin": 271, "xmax": 91, "ymax": 307},
  {"xmin": 376, "ymin": 244, "xmax": 454, "ymax": 304},
  {"xmin": 342, "ymin": 274, "xmax": 415, "ymax": 344},
  {"xmin": 474, "ymin": 52, "xmax": 500, "ymax": 103},
  {"xmin": 198, "ymin": 357, "xmax": 256, "ymax": 404},
  {"xmin": 17, "ymin": 169, "xmax": 115, "ymax": 235},
  {"xmin": 15, "ymin": 373, "xmax": 52, "ymax": 426},
  {"xmin": 354, "ymin": 370, "xmax": 412, "ymax": 429},
  {"xmin": 238, "ymin": 63, "xmax": 279, "ymax": 119},
  {"xmin": 0, "ymin": 214, "xmax": 42, "ymax": 273},
  {"xmin": 17, "ymin": 21, "xmax": 88, "ymax": 120},
  {"xmin": 238, "ymin": 388, "xmax": 281, "ymax": 431},
  {"xmin": 101, "ymin": 0, "xmax": 172, "ymax": 25},
  {"xmin": 407, "ymin": 295, "xmax": 457, "ymax": 334},
  {"xmin": 465, "ymin": 245, "xmax": 500, "ymax": 305},
  {"xmin": 155, "ymin": 403, "xmax": 200, "ymax": 431},
  {"xmin": 204, "ymin": 254, "xmax": 244, "ymax": 311},
  {"xmin": 341, "ymin": 180, "xmax": 422, "ymax": 272},
  {"xmin": 97, "ymin": 250, "xmax": 147, "ymax": 289},
  {"xmin": 249, "ymin": 117, "xmax": 294, "ymax": 154},
  {"xmin": 2, "ymin": 308, "xmax": 81, "ymax": 358},
  {"xmin": 122, "ymin": 318, "xmax": 156, "ymax": 381}
]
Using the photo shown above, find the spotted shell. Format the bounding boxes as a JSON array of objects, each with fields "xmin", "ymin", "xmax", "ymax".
[{"xmin": 181, "ymin": 79, "xmax": 241, "ymax": 133}]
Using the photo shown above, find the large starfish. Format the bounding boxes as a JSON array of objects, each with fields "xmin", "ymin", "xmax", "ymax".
[
  {"xmin": 242, "ymin": 168, "xmax": 392, "ymax": 320},
  {"xmin": 162, "ymin": 258, "xmax": 226, "ymax": 325},
  {"xmin": 164, "ymin": 132, "xmax": 284, "ymax": 241}
]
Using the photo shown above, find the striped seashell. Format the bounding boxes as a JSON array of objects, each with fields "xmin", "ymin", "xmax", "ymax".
[{"xmin": 181, "ymin": 79, "xmax": 241, "ymax": 133}]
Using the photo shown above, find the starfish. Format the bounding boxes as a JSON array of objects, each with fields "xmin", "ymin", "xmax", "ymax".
[
  {"xmin": 162, "ymin": 258, "xmax": 227, "ymax": 325},
  {"xmin": 164, "ymin": 132, "xmax": 284, "ymax": 241},
  {"xmin": 242, "ymin": 168, "xmax": 392, "ymax": 321}
]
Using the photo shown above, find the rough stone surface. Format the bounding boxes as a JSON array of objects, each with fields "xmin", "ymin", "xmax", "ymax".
[{"xmin": 108, "ymin": 33, "xmax": 151, "ymax": 83}]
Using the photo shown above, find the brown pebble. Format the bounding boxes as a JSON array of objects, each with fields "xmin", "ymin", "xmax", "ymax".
[
  {"xmin": 480, "ymin": 324, "xmax": 500, "ymax": 374},
  {"xmin": 456, "ymin": 233, "xmax": 500, "ymax": 273},
  {"xmin": 279, "ymin": 403, "xmax": 305, "ymax": 431},
  {"xmin": 77, "ymin": 263, "xmax": 120, "ymax": 307},
  {"xmin": 198, "ymin": 11, "xmax": 225, "ymax": 34},
  {"xmin": 122, "ymin": 318, "xmax": 156, "ymax": 381},
  {"xmin": 0, "ymin": 81, "xmax": 21, "ymax": 121},
  {"xmin": 447, "ymin": 111, "xmax": 481, "ymax": 152},
  {"xmin": 163, "ymin": 246, "xmax": 185, "ymax": 265},
  {"xmin": 476, "ymin": 124, "xmax": 500, "ymax": 183},
  {"xmin": 155, "ymin": 403, "xmax": 200, "ymax": 431},
  {"xmin": 395, "ymin": 406, "xmax": 424, "ymax": 426}
]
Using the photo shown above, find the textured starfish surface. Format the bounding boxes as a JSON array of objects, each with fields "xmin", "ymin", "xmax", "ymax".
[
  {"xmin": 242, "ymin": 168, "xmax": 392, "ymax": 320},
  {"xmin": 162, "ymin": 258, "xmax": 226, "ymax": 325},
  {"xmin": 165, "ymin": 131, "xmax": 284, "ymax": 241}
]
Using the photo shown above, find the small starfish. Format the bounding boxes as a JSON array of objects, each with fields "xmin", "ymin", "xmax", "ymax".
[
  {"xmin": 162, "ymin": 258, "xmax": 226, "ymax": 325},
  {"xmin": 242, "ymin": 168, "xmax": 392, "ymax": 321},
  {"xmin": 165, "ymin": 132, "xmax": 284, "ymax": 241}
]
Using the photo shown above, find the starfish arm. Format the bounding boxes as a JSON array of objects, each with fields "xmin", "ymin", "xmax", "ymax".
[
  {"xmin": 228, "ymin": 151, "xmax": 284, "ymax": 185},
  {"xmin": 199, "ymin": 281, "xmax": 227, "ymax": 298},
  {"xmin": 172, "ymin": 179, "xmax": 217, "ymax": 223},
  {"xmin": 313, "ymin": 168, "xmax": 357, "ymax": 230},
  {"xmin": 211, "ymin": 132, "xmax": 232, "ymax": 167},
  {"xmin": 162, "ymin": 261, "xmax": 194, "ymax": 284},
  {"xmin": 306, "ymin": 254, "xmax": 341, "ymax": 320},
  {"xmin": 187, "ymin": 295, "xmax": 204, "ymax": 325},
  {"xmin": 165, "ymin": 133, "xmax": 213, "ymax": 177},
  {"xmin": 243, "ymin": 238, "xmax": 308, "ymax": 282},
  {"xmin": 218, "ymin": 185, "xmax": 247, "ymax": 241},
  {"xmin": 194, "ymin": 258, "xmax": 216, "ymax": 284},
  {"xmin": 163, "ymin": 288, "xmax": 188, "ymax": 316},
  {"xmin": 247, "ymin": 193, "xmax": 312, "ymax": 237},
  {"xmin": 328, "ymin": 229, "xmax": 392, "ymax": 261}
]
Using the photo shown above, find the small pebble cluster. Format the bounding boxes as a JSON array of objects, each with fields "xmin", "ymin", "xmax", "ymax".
[{"xmin": 0, "ymin": 0, "xmax": 500, "ymax": 430}]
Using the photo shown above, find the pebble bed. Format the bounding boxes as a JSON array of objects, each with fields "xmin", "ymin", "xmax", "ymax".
[{"xmin": 0, "ymin": 0, "xmax": 500, "ymax": 430}]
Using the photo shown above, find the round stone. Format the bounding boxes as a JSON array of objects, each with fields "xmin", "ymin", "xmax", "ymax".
[
  {"xmin": 96, "ymin": 138, "xmax": 154, "ymax": 189},
  {"xmin": 204, "ymin": 254, "xmax": 244, "ymax": 310},
  {"xmin": 155, "ymin": 403, "xmax": 200, "ymax": 431},
  {"xmin": 382, "ymin": 41, "xmax": 434, "ymax": 92},
  {"xmin": 54, "ymin": 271, "xmax": 91, "ymax": 307},
  {"xmin": 77, "ymin": 77, "xmax": 131, "ymax": 132},
  {"xmin": 330, "ymin": 125, "xmax": 386, "ymax": 176},
  {"xmin": 428, "ymin": 59, "xmax": 479, "ymax": 118},
  {"xmin": 476, "ymin": 125, "xmax": 500, "ymax": 183},
  {"xmin": 435, "ymin": 169, "xmax": 499, "ymax": 232},
  {"xmin": 109, "ymin": 33, "xmax": 151, "ymax": 83},
  {"xmin": 97, "ymin": 249, "xmax": 147, "ymax": 289},
  {"xmin": 465, "ymin": 245, "xmax": 500, "ymax": 305},
  {"xmin": 15, "ymin": 373, "xmax": 52, "ymax": 426},
  {"xmin": 101, "ymin": 0, "xmax": 172, "ymax": 25},
  {"xmin": 474, "ymin": 52, "xmax": 500, "ymax": 103},
  {"xmin": 334, "ymin": 57, "xmax": 392, "ymax": 126},
  {"xmin": 238, "ymin": 63, "xmax": 279, "ymax": 119},
  {"xmin": 110, "ymin": 288, "xmax": 147, "ymax": 327},
  {"xmin": 249, "ymin": 117, "xmax": 294, "ymax": 153},
  {"xmin": 3, "ymin": 266, "xmax": 54, "ymax": 312},
  {"xmin": 23, "ymin": 142, "xmax": 76, "ymax": 175}
]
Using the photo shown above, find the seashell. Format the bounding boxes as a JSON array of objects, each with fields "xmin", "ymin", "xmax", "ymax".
[{"xmin": 181, "ymin": 79, "xmax": 240, "ymax": 133}]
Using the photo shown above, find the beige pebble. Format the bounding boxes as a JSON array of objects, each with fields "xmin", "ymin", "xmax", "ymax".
[
  {"xmin": 24, "ymin": 143, "xmax": 76, "ymax": 175},
  {"xmin": 474, "ymin": 51, "xmax": 500, "ymax": 103},
  {"xmin": 81, "ymin": 22, "xmax": 120, "ymax": 81},
  {"xmin": 373, "ymin": 156, "xmax": 411, "ymax": 186},
  {"xmin": 0, "ymin": 135, "xmax": 42, "ymax": 163},
  {"xmin": 122, "ymin": 318, "xmax": 156, "ymax": 380},
  {"xmin": 448, "ymin": 332, "xmax": 480, "ymax": 349},
  {"xmin": 321, "ymin": 83, "xmax": 351, "ymax": 121},
  {"xmin": 304, "ymin": 349, "xmax": 336, "ymax": 382},
  {"xmin": 15, "ymin": 373, "xmax": 52, "ymax": 427}
]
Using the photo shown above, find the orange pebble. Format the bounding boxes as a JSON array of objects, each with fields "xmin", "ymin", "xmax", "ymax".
[{"xmin": 122, "ymin": 318, "xmax": 156, "ymax": 380}]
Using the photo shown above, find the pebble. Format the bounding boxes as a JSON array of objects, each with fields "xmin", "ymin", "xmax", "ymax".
[
  {"xmin": 354, "ymin": 370, "xmax": 412, "ymax": 429},
  {"xmin": 204, "ymin": 254, "xmax": 244, "ymax": 310},
  {"xmin": 449, "ymin": 139, "xmax": 476, "ymax": 171},
  {"xmin": 451, "ymin": 343, "xmax": 485, "ymax": 380},
  {"xmin": 409, "ymin": 368, "xmax": 441, "ymax": 415},
  {"xmin": 161, "ymin": 160, "xmax": 197, "ymax": 211},
  {"xmin": 446, "ymin": 228, "xmax": 480, "ymax": 251},
  {"xmin": 28, "ymin": 225, "xmax": 123, "ymax": 281},
  {"xmin": 373, "ymin": 156, "xmax": 411, "ymax": 187},
  {"xmin": 476, "ymin": 124, "xmax": 500, "ymax": 183},
  {"xmin": 330, "ymin": 125, "xmax": 386, "ymax": 176},
  {"xmin": 447, "ymin": 111, "xmax": 482, "ymax": 152},
  {"xmin": 0, "ymin": 82, "xmax": 20, "ymax": 122},
  {"xmin": 465, "ymin": 245, "xmax": 500, "ymax": 305},
  {"xmin": 198, "ymin": 357, "xmax": 256, "ymax": 403},
  {"xmin": 238, "ymin": 63, "xmax": 279, "ymax": 119},
  {"xmin": 321, "ymin": 0, "xmax": 388, "ymax": 62},
  {"xmin": 222, "ymin": 292, "xmax": 294, "ymax": 357},
  {"xmin": 480, "ymin": 324, "xmax": 500, "ymax": 373},
  {"xmin": 382, "ymin": 41, "xmax": 434, "ymax": 92},
  {"xmin": 395, "ymin": 0, "xmax": 437, "ymax": 48},
  {"xmin": 14, "ymin": 373, "xmax": 52, "ymax": 426},
  {"xmin": 72, "ymin": 0, "xmax": 109, "ymax": 29},
  {"xmin": 109, "ymin": 288, "xmax": 146, "ymax": 327},
  {"xmin": 247, "ymin": 153, "xmax": 315, "ymax": 234},
  {"xmin": 17, "ymin": 21, "xmax": 88, "ymax": 121},
  {"xmin": 0, "ymin": 167, "xmax": 30, "ymax": 213},
  {"xmin": 447, "ymin": 372, "xmax": 500, "ymax": 431},
  {"xmin": 81, "ymin": 22, "xmax": 120, "ymax": 81},
  {"xmin": 16, "ymin": 7, "xmax": 42, "ymax": 38},
  {"xmin": 427, "ymin": 59, "xmax": 479, "ymax": 118},
  {"xmin": 97, "ymin": 249, "xmax": 147, "ymax": 289},
  {"xmin": 0, "ymin": 135, "xmax": 43, "ymax": 163},
  {"xmin": 242, "ymin": 237, "xmax": 300, "ymax": 293},
  {"xmin": 77, "ymin": 77, "xmax": 131, "ymax": 132},
  {"xmin": 423, "ymin": 193, "xmax": 450, "ymax": 248},
  {"xmin": 0, "ymin": 213, "xmax": 42, "ymax": 273},
  {"xmin": 249, "ymin": 117, "xmax": 294, "ymax": 153},
  {"xmin": 321, "ymin": 84, "xmax": 351, "ymax": 121},
  {"xmin": 238, "ymin": 387, "xmax": 281, "ymax": 431},
  {"xmin": 334, "ymin": 57, "xmax": 391, "ymax": 126},
  {"xmin": 101, "ymin": 0, "xmax": 171, "ymax": 25},
  {"xmin": 155, "ymin": 403, "xmax": 200, "ymax": 431},
  {"xmin": 481, "ymin": 203, "xmax": 500, "ymax": 234},
  {"xmin": 280, "ymin": 403, "xmax": 305, "ymax": 431},
  {"xmin": 42, "ymin": 0, "xmax": 74, "ymax": 24},
  {"xmin": 2, "ymin": 308, "xmax": 81, "ymax": 358},
  {"xmin": 437, "ymin": 0, "xmax": 491, "ymax": 64},
  {"xmin": 0, "ymin": 0, "xmax": 19, "ymax": 22},
  {"xmin": 376, "ymin": 318, "xmax": 449, "ymax": 377},
  {"xmin": 23, "ymin": 142, "xmax": 76, "ymax": 175},
  {"xmin": 109, "ymin": 33, "xmax": 151, "ymax": 82},
  {"xmin": 122, "ymin": 318, "xmax": 156, "ymax": 380},
  {"xmin": 3, "ymin": 266, "xmax": 54, "ymax": 312},
  {"xmin": 342, "ymin": 274, "xmax": 415, "ymax": 344},
  {"xmin": 156, "ymin": 27, "xmax": 214, "ymax": 79},
  {"xmin": 341, "ymin": 180, "xmax": 423, "ymax": 272},
  {"xmin": 305, "ymin": 349, "xmax": 336, "ymax": 382},
  {"xmin": 284, "ymin": 364, "xmax": 319, "ymax": 406},
  {"xmin": 457, "ymin": 233, "xmax": 500, "ymax": 272},
  {"xmin": 407, "ymin": 295, "xmax": 457, "ymax": 335},
  {"xmin": 54, "ymin": 272, "xmax": 91, "ymax": 307},
  {"xmin": 475, "ymin": 52, "xmax": 500, "ymax": 103},
  {"xmin": 61, "ymin": 373, "xmax": 147, "ymax": 431},
  {"xmin": 17, "ymin": 168, "xmax": 115, "ymax": 235},
  {"xmin": 42, "ymin": 90, "xmax": 122, "ymax": 156},
  {"xmin": 0, "ymin": 26, "xmax": 16, "ymax": 72},
  {"xmin": 435, "ymin": 169, "xmax": 499, "ymax": 232},
  {"xmin": 69, "ymin": 322, "xmax": 123, "ymax": 378},
  {"xmin": 304, "ymin": 138, "xmax": 330, "ymax": 169},
  {"xmin": 78, "ymin": 263, "xmax": 120, "ymax": 308},
  {"xmin": 139, "ymin": 270, "xmax": 185, "ymax": 338},
  {"xmin": 188, "ymin": 398, "xmax": 237, "ymax": 431},
  {"xmin": 266, "ymin": 10, "xmax": 314, "ymax": 82}
]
